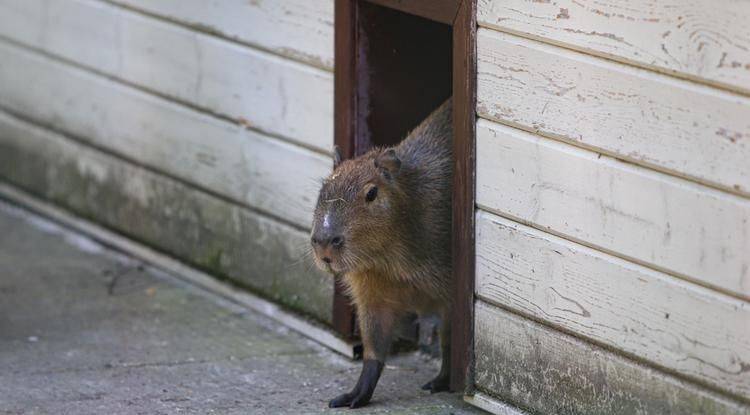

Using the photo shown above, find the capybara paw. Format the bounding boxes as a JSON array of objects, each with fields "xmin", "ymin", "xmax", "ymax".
[
  {"xmin": 328, "ymin": 390, "xmax": 373, "ymax": 409},
  {"xmin": 421, "ymin": 375, "xmax": 450, "ymax": 394},
  {"xmin": 329, "ymin": 392, "xmax": 355, "ymax": 408},
  {"xmin": 348, "ymin": 390, "xmax": 374, "ymax": 409}
]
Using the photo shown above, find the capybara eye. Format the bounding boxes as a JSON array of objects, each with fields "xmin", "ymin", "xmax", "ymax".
[{"xmin": 365, "ymin": 186, "xmax": 378, "ymax": 202}]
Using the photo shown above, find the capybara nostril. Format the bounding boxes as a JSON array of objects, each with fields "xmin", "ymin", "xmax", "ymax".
[{"xmin": 331, "ymin": 236, "xmax": 344, "ymax": 249}]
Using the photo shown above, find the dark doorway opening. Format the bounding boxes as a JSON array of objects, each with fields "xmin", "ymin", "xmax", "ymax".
[
  {"xmin": 356, "ymin": 1, "xmax": 452, "ymax": 148},
  {"xmin": 334, "ymin": 0, "xmax": 476, "ymax": 392}
]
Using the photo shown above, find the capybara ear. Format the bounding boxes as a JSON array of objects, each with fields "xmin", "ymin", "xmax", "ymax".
[
  {"xmin": 374, "ymin": 148, "xmax": 401, "ymax": 180},
  {"xmin": 333, "ymin": 145, "xmax": 343, "ymax": 169}
]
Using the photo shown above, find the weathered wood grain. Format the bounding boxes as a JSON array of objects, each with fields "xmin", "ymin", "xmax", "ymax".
[
  {"xmin": 0, "ymin": 40, "xmax": 330, "ymax": 230},
  {"xmin": 476, "ymin": 119, "xmax": 750, "ymax": 300},
  {"xmin": 0, "ymin": 110, "xmax": 333, "ymax": 323},
  {"xmin": 477, "ymin": 0, "xmax": 750, "ymax": 94},
  {"xmin": 474, "ymin": 301, "xmax": 750, "ymax": 414},
  {"xmin": 331, "ymin": 0, "xmax": 358, "ymax": 341},
  {"xmin": 106, "ymin": 0, "xmax": 334, "ymax": 70},
  {"xmin": 476, "ymin": 210, "xmax": 750, "ymax": 398},
  {"xmin": 0, "ymin": 0, "xmax": 333, "ymax": 153},
  {"xmin": 451, "ymin": 0, "xmax": 478, "ymax": 393},
  {"xmin": 363, "ymin": 0, "xmax": 460, "ymax": 24},
  {"xmin": 477, "ymin": 29, "xmax": 750, "ymax": 197}
]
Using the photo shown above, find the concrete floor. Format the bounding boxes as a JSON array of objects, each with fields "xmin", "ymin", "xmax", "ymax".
[{"xmin": 0, "ymin": 201, "xmax": 484, "ymax": 415}]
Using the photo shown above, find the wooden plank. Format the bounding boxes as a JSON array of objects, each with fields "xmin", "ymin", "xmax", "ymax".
[
  {"xmin": 363, "ymin": 0, "xmax": 459, "ymax": 25},
  {"xmin": 0, "ymin": 0, "xmax": 333, "ymax": 153},
  {"xmin": 331, "ymin": 0, "xmax": 358, "ymax": 340},
  {"xmin": 0, "ymin": 40, "xmax": 330, "ymax": 230},
  {"xmin": 106, "ymin": 0, "xmax": 334, "ymax": 70},
  {"xmin": 476, "ymin": 119, "xmax": 750, "ymax": 301},
  {"xmin": 477, "ymin": 29, "xmax": 750, "ymax": 197},
  {"xmin": 474, "ymin": 301, "xmax": 750, "ymax": 414},
  {"xmin": 477, "ymin": 0, "xmax": 750, "ymax": 95},
  {"xmin": 450, "ymin": 0, "xmax": 478, "ymax": 394},
  {"xmin": 0, "ymin": 110, "xmax": 333, "ymax": 324},
  {"xmin": 476, "ymin": 210, "xmax": 750, "ymax": 398}
]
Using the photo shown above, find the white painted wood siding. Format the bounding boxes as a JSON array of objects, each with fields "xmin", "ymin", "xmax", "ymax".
[
  {"xmin": 474, "ymin": 301, "xmax": 749, "ymax": 415},
  {"xmin": 108, "ymin": 0, "xmax": 334, "ymax": 70},
  {"xmin": 0, "ymin": 40, "xmax": 329, "ymax": 230},
  {"xmin": 0, "ymin": 0, "xmax": 335, "ymax": 322},
  {"xmin": 0, "ymin": 109, "xmax": 334, "ymax": 323},
  {"xmin": 0, "ymin": 0, "xmax": 333, "ymax": 153},
  {"xmin": 477, "ymin": 29, "xmax": 750, "ymax": 197},
  {"xmin": 476, "ymin": 210, "xmax": 750, "ymax": 397},
  {"xmin": 478, "ymin": 0, "xmax": 750, "ymax": 94},
  {"xmin": 475, "ymin": 1, "xmax": 750, "ymax": 409},
  {"xmin": 477, "ymin": 119, "xmax": 750, "ymax": 301}
]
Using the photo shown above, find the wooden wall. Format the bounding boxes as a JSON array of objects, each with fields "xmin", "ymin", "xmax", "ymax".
[
  {"xmin": 0, "ymin": 0, "xmax": 335, "ymax": 323},
  {"xmin": 473, "ymin": 1, "xmax": 750, "ymax": 413}
]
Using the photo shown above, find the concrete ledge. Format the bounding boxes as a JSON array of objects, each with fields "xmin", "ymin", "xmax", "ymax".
[
  {"xmin": 464, "ymin": 392, "xmax": 528, "ymax": 415},
  {"xmin": 0, "ymin": 182, "xmax": 357, "ymax": 359}
]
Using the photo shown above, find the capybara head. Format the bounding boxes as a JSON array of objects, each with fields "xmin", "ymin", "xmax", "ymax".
[{"xmin": 311, "ymin": 146, "xmax": 407, "ymax": 275}]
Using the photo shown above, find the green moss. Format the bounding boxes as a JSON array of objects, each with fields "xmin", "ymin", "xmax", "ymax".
[
  {"xmin": 203, "ymin": 248, "xmax": 225, "ymax": 274},
  {"xmin": 0, "ymin": 132, "xmax": 333, "ymax": 324}
]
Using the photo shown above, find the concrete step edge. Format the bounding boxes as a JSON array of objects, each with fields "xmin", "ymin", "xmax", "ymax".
[{"xmin": 0, "ymin": 181, "xmax": 359, "ymax": 360}]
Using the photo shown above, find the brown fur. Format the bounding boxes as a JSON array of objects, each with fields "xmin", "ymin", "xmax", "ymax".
[{"xmin": 311, "ymin": 99, "xmax": 453, "ymax": 407}]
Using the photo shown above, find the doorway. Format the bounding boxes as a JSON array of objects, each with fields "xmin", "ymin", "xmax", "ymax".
[{"xmin": 333, "ymin": 0, "xmax": 476, "ymax": 392}]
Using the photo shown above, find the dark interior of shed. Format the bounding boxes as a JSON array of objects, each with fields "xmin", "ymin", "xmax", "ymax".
[{"xmin": 355, "ymin": 1, "xmax": 453, "ymax": 150}]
